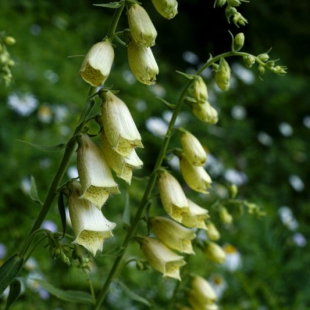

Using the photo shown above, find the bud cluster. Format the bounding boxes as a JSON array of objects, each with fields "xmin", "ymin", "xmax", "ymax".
[{"xmin": 0, "ymin": 32, "xmax": 16, "ymax": 86}]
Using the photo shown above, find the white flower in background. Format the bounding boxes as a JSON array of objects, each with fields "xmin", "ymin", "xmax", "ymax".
[
  {"xmin": 257, "ymin": 131, "xmax": 273, "ymax": 146},
  {"xmin": 68, "ymin": 181, "xmax": 116, "ymax": 256},
  {"xmin": 222, "ymin": 244, "xmax": 242, "ymax": 272},
  {"xmin": 0, "ymin": 243, "xmax": 7, "ymax": 259},
  {"xmin": 37, "ymin": 104, "xmax": 52, "ymax": 123},
  {"xmin": 224, "ymin": 169, "xmax": 247, "ymax": 186},
  {"xmin": 41, "ymin": 220, "xmax": 57, "ymax": 233},
  {"xmin": 231, "ymin": 62, "xmax": 255, "ymax": 84},
  {"xmin": 279, "ymin": 122, "xmax": 293, "ymax": 137},
  {"xmin": 7, "ymin": 93, "xmax": 38, "ymax": 116},
  {"xmin": 101, "ymin": 91, "xmax": 143, "ymax": 158},
  {"xmin": 150, "ymin": 216, "xmax": 196, "ymax": 254},
  {"xmin": 77, "ymin": 133, "xmax": 119, "ymax": 209},
  {"xmin": 303, "ymin": 116, "xmax": 310, "ymax": 128},
  {"xmin": 140, "ymin": 237, "xmax": 186, "ymax": 280},
  {"xmin": 288, "ymin": 174, "xmax": 304, "ymax": 192},
  {"xmin": 183, "ymin": 50, "xmax": 199, "ymax": 65},
  {"xmin": 278, "ymin": 206, "xmax": 299, "ymax": 231},
  {"xmin": 231, "ymin": 105, "xmax": 247, "ymax": 120},
  {"xmin": 158, "ymin": 169, "xmax": 189, "ymax": 222},
  {"xmin": 146, "ymin": 116, "xmax": 168, "ymax": 137},
  {"xmin": 292, "ymin": 232, "xmax": 307, "ymax": 247},
  {"xmin": 209, "ymin": 274, "xmax": 227, "ymax": 299},
  {"xmin": 21, "ymin": 177, "xmax": 31, "ymax": 194}
]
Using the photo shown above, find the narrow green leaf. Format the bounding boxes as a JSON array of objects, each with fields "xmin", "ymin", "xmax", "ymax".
[
  {"xmin": 156, "ymin": 97, "xmax": 175, "ymax": 109},
  {"xmin": 58, "ymin": 192, "xmax": 67, "ymax": 239},
  {"xmin": 0, "ymin": 254, "xmax": 24, "ymax": 294},
  {"xmin": 35, "ymin": 280, "xmax": 94, "ymax": 304},
  {"xmin": 93, "ymin": 2, "xmax": 123, "ymax": 9},
  {"xmin": 17, "ymin": 140, "xmax": 67, "ymax": 152},
  {"xmin": 30, "ymin": 176, "xmax": 43, "ymax": 205},
  {"xmin": 117, "ymin": 281, "xmax": 151, "ymax": 307},
  {"xmin": 122, "ymin": 193, "xmax": 131, "ymax": 227},
  {"xmin": 5, "ymin": 278, "xmax": 22, "ymax": 310},
  {"xmin": 176, "ymin": 70, "xmax": 194, "ymax": 80}
]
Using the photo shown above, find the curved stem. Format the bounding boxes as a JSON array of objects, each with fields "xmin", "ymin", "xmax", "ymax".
[{"xmin": 107, "ymin": 2, "xmax": 125, "ymax": 40}]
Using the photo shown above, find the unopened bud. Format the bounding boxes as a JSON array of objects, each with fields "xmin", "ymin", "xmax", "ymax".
[
  {"xmin": 206, "ymin": 221, "xmax": 220, "ymax": 241},
  {"xmin": 232, "ymin": 32, "xmax": 244, "ymax": 52},
  {"xmin": 258, "ymin": 65, "xmax": 265, "ymax": 76},
  {"xmin": 225, "ymin": 6, "xmax": 238, "ymax": 22},
  {"xmin": 229, "ymin": 184, "xmax": 238, "ymax": 198},
  {"xmin": 152, "ymin": 0, "xmax": 178, "ymax": 19},
  {"xmin": 127, "ymin": 40, "xmax": 159, "ymax": 85},
  {"xmin": 271, "ymin": 65, "xmax": 287, "ymax": 75},
  {"xmin": 228, "ymin": 0, "xmax": 243, "ymax": 6},
  {"xmin": 214, "ymin": 0, "xmax": 227, "ymax": 7},
  {"xmin": 219, "ymin": 207, "xmax": 233, "ymax": 225},
  {"xmin": 191, "ymin": 76, "xmax": 208, "ymax": 104},
  {"xmin": 243, "ymin": 54, "xmax": 255, "ymax": 68},
  {"xmin": 257, "ymin": 53, "xmax": 269, "ymax": 62},
  {"xmin": 215, "ymin": 58, "xmax": 231, "ymax": 91},
  {"xmin": 4, "ymin": 36, "xmax": 16, "ymax": 45},
  {"xmin": 203, "ymin": 242, "xmax": 226, "ymax": 264},
  {"xmin": 232, "ymin": 12, "xmax": 248, "ymax": 27},
  {"xmin": 192, "ymin": 101, "xmax": 218, "ymax": 124},
  {"xmin": 127, "ymin": 4, "xmax": 157, "ymax": 47}
]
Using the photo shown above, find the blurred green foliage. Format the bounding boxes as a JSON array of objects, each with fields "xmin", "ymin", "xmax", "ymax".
[{"xmin": 0, "ymin": 0, "xmax": 310, "ymax": 309}]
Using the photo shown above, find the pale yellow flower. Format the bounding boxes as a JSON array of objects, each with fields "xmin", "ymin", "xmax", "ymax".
[
  {"xmin": 181, "ymin": 198, "xmax": 209, "ymax": 230},
  {"xmin": 68, "ymin": 181, "xmax": 116, "ymax": 256},
  {"xmin": 80, "ymin": 40, "xmax": 114, "ymax": 86},
  {"xmin": 77, "ymin": 133, "xmax": 119, "ymax": 209},
  {"xmin": 127, "ymin": 3, "xmax": 157, "ymax": 47},
  {"xmin": 192, "ymin": 76, "xmax": 208, "ymax": 104},
  {"xmin": 101, "ymin": 91, "xmax": 143, "ymax": 158},
  {"xmin": 141, "ymin": 237, "xmax": 186, "ymax": 280},
  {"xmin": 180, "ymin": 130, "xmax": 207, "ymax": 166},
  {"xmin": 158, "ymin": 170, "xmax": 189, "ymax": 222},
  {"xmin": 191, "ymin": 275, "xmax": 217, "ymax": 304},
  {"xmin": 204, "ymin": 242, "xmax": 226, "ymax": 264},
  {"xmin": 127, "ymin": 39, "xmax": 159, "ymax": 85},
  {"xmin": 192, "ymin": 101, "xmax": 218, "ymax": 124},
  {"xmin": 179, "ymin": 154, "xmax": 212, "ymax": 193},
  {"xmin": 150, "ymin": 216, "xmax": 196, "ymax": 254},
  {"xmin": 205, "ymin": 221, "xmax": 220, "ymax": 241},
  {"xmin": 101, "ymin": 130, "xmax": 143, "ymax": 184}
]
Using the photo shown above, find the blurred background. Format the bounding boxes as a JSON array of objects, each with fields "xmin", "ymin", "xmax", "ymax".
[{"xmin": 0, "ymin": 0, "xmax": 309, "ymax": 309}]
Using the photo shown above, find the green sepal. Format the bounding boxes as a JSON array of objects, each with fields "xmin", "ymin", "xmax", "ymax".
[
  {"xmin": 35, "ymin": 280, "xmax": 94, "ymax": 304},
  {"xmin": 17, "ymin": 140, "xmax": 67, "ymax": 152},
  {"xmin": 156, "ymin": 97, "xmax": 175, "ymax": 109},
  {"xmin": 116, "ymin": 280, "xmax": 151, "ymax": 307},
  {"xmin": 30, "ymin": 176, "xmax": 43, "ymax": 205},
  {"xmin": 93, "ymin": 2, "xmax": 123, "ymax": 9},
  {"xmin": 5, "ymin": 278, "xmax": 22, "ymax": 310},
  {"xmin": 58, "ymin": 191, "xmax": 67, "ymax": 239},
  {"xmin": 122, "ymin": 193, "xmax": 131, "ymax": 228},
  {"xmin": 0, "ymin": 254, "xmax": 24, "ymax": 295},
  {"xmin": 176, "ymin": 70, "xmax": 195, "ymax": 80}
]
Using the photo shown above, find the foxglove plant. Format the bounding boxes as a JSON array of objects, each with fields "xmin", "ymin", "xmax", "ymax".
[{"xmin": 0, "ymin": 0, "xmax": 287, "ymax": 309}]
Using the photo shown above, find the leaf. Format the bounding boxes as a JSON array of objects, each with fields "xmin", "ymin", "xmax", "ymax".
[
  {"xmin": 35, "ymin": 280, "xmax": 94, "ymax": 304},
  {"xmin": 58, "ymin": 192, "xmax": 67, "ymax": 239},
  {"xmin": 122, "ymin": 193, "xmax": 131, "ymax": 227},
  {"xmin": 176, "ymin": 70, "xmax": 194, "ymax": 80},
  {"xmin": 117, "ymin": 281, "xmax": 151, "ymax": 307},
  {"xmin": 156, "ymin": 97, "xmax": 175, "ymax": 109},
  {"xmin": 93, "ymin": 2, "xmax": 123, "ymax": 9},
  {"xmin": 30, "ymin": 176, "xmax": 43, "ymax": 205},
  {"xmin": 5, "ymin": 278, "xmax": 22, "ymax": 310},
  {"xmin": 17, "ymin": 140, "xmax": 67, "ymax": 152},
  {"xmin": 0, "ymin": 254, "xmax": 24, "ymax": 295}
]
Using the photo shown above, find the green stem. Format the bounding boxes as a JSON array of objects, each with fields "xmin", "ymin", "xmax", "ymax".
[
  {"xmin": 21, "ymin": 86, "xmax": 97, "ymax": 249},
  {"xmin": 107, "ymin": 2, "xmax": 125, "ymax": 40}
]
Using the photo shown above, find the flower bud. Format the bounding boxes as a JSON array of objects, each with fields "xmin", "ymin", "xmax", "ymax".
[
  {"xmin": 203, "ymin": 242, "xmax": 226, "ymax": 264},
  {"xmin": 243, "ymin": 54, "xmax": 255, "ymax": 68},
  {"xmin": 180, "ymin": 129, "xmax": 207, "ymax": 166},
  {"xmin": 227, "ymin": 0, "xmax": 243, "ymax": 6},
  {"xmin": 191, "ymin": 275, "xmax": 217, "ymax": 304},
  {"xmin": 219, "ymin": 207, "xmax": 233, "ymax": 225},
  {"xmin": 214, "ymin": 0, "xmax": 227, "ymax": 7},
  {"xmin": 127, "ymin": 4, "xmax": 157, "ymax": 47},
  {"xmin": 271, "ymin": 65, "xmax": 287, "ymax": 75},
  {"xmin": 188, "ymin": 290, "xmax": 219, "ymax": 310},
  {"xmin": 181, "ymin": 199, "xmax": 209, "ymax": 230},
  {"xmin": 232, "ymin": 12, "xmax": 248, "ymax": 27},
  {"xmin": 191, "ymin": 76, "xmax": 208, "ymax": 104},
  {"xmin": 215, "ymin": 57, "xmax": 230, "ymax": 91},
  {"xmin": 68, "ymin": 181, "xmax": 116, "ymax": 256},
  {"xmin": 229, "ymin": 184, "xmax": 238, "ymax": 198},
  {"xmin": 77, "ymin": 133, "xmax": 119, "ymax": 209},
  {"xmin": 101, "ymin": 129, "xmax": 143, "ymax": 184},
  {"xmin": 232, "ymin": 32, "xmax": 244, "ymax": 52},
  {"xmin": 257, "ymin": 53, "xmax": 269, "ymax": 62},
  {"xmin": 100, "ymin": 91, "xmax": 143, "ymax": 158},
  {"xmin": 4, "ymin": 36, "xmax": 16, "ymax": 45},
  {"xmin": 258, "ymin": 65, "xmax": 265, "ymax": 76},
  {"xmin": 141, "ymin": 237, "xmax": 186, "ymax": 280},
  {"xmin": 158, "ymin": 169, "xmax": 189, "ymax": 222},
  {"xmin": 127, "ymin": 39, "xmax": 159, "ymax": 85},
  {"xmin": 192, "ymin": 101, "xmax": 218, "ymax": 124},
  {"xmin": 152, "ymin": 0, "xmax": 178, "ymax": 19},
  {"xmin": 179, "ymin": 153, "xmax": 212, "ymax": 193},
  {"xmin": 150, "ymin": 216, "xmax": 196, "ymax": 254},
  {"xmin": 206, "ymin": 221, "xmax": 220, "ymax": 241},
  {"xmin": 80, "ymin": 40, "xmax": 114, "ymax": 87}
]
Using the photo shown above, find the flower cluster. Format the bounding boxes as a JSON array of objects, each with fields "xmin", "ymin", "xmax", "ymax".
[{"xmin": 0, "ymin": 32, "xmax": 16, "ymax": 86}]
